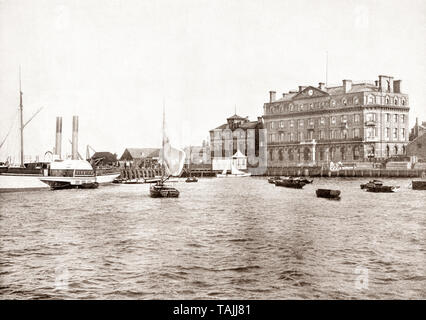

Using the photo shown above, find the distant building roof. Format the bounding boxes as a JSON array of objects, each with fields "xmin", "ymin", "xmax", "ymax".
[
  {"xmin": 227, "ymin": 114, "xmax": 248, "ymax": 121},
  {"xmin": 120, "ymin": 148, "xmax": 160, "ymax": 161}
]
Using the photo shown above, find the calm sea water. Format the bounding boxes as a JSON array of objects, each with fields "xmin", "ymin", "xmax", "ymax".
[{"xmin": 0, "ymin": 177, "xmax": 425, "ymax": 299}]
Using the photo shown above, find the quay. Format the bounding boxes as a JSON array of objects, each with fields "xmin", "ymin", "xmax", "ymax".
[{"xmin": 266, "ymin": 166, "xmax": 426, "ymax": 178}]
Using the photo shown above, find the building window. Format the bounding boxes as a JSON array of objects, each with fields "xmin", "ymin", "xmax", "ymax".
[
  {"xmin": 280, "ymin": 120, "xmax": 284, "ymax": 128},
  {"xmin": 271, "ymin": 122, "xmax": 274, "ymax": 129},
  {"xmin": 400, "ymin": 114, "xmax": 405, "ymax": 123},
  {"xmin": 308, "ymin": 130, "xmax": 313, "ymax": 140},
  {"xmin": 320, "ymin": 130, "xmax": 325, "ymax": 140},
  {"xmin": 393, "ymin": 114, "xmax": 398, "ymax": 123},
  {"xmin": 401, "ymin": 128, "xmax": 405, "ymax": 140},
  {"xmin": 394, "ymin": 145, "xmax": 398, "ymax": 155},
  {"xmin": 290, "ymin": 132, "xmax": 294, "ymax": 142},
  {"xmin": 368, "ymin": 95, "xmax": 374, "ymax": 104},
  {"xmin": 298, "ymin": 132, "xmax": 303, "ymax": 141},
  {"xmin": 386, "ymin": 127, "xmax": 390, "ymax": 139},
  {"xmin": 341, "ymin": 115, "xmax": 347, "ymax": 123},
  {"xmin": 394, "ymin": 97, "xmax": 398, "ymax": 105},
  {"xmin": 354, "ymin": 114, "xmax": 360, "ymax": 123},
  {"xmin": 393, "ymin": 128, "xmax": 398, "ymax": 139},
  {"xmin": 320, "ymin": 117, "xmax": 325, "ymax": 125},
  {"xmin": 367, "ymin": 127, "xmax": 375, "ymax": 138},
  {"xmin": 309, "ymin": 118, "xmax": 314, "ymax": 126},
  {"xmin": 402, "ymin": 99, "xmax": 406, "ymax": 106},
  {"xmin": 299, "ymin": 119, "xmax": 304, "ymax": 127},
  {"xmin": 386, "ymin": 113, "xmax": 391, "ymax": 123},
  {"xmin": 366, "ymin": 113, "xmax": 376, "ymax": 122},
  {"xmin": 290, "ymin": 120, "xmax": 294, "ymax": 128},
  {"xmin": 354, "ymin": 128, "xmax": 360, "ymax": 138},
  {"xmin": 386, "ymin": 96, "xmax": 390, "ymax": 104},
  {"xmin": 354, "ymin": 97, "xmax": 359, "ymax": 105},
  {"xmin": 353, "ymin": 146, "xmax": 360, "ymax": 160},
  {"xmin": 331, "ymin": 100, "xmax": 336, "ymax": 107},
  {"xmin": 342, "ymin": 98, "xmax": 347, "ymax": 106},
  {"xmin": 331, "ymin": 116, "xmax": 336, "ymax": 125}
]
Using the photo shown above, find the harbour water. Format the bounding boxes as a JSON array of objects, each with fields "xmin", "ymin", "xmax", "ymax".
[{"xmin": 0, "ymin": 177, "xmax": 425, "ymax": 299}]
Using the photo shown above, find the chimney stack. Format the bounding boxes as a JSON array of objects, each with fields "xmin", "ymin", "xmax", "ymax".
[
  {"xmin": 393, "ymin": 80, "xmax": 402, "ymax": 93},
  {"xmin": 72, "ymin": 116, "xmax": 78, "ymax": 160},
  {"xmin": 378, "ymin": 75, "xmax": 393, "ymax": 92},
  {"xmin": 298, "ymin": 86, "xmax": 304, "ymax": 92},
  {"xmin": 55, "ymin": 117, "xmax": 62, "ymax": 159},
  {"xmin": 269, "ymin": 91, "xmax": 276, "ymax": 103},
  {"xmin": 282, "ymin": 93, "xmax": 286, "ymax": 98},
  {"xmin": 342, "ymin": 80, "xmax": 352, "ymax": 93},
  {"xmin": 318, "ymin": 82, "xmax": 325, "ymax": 90}
]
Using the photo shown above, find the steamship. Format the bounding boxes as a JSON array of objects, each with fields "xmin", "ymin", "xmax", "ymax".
[{"xmin": 0, "ymin": 83, "xmax": 119, "ymax": 192}]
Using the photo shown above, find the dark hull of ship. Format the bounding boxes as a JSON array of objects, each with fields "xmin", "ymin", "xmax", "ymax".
[
  {"xmin": 316, "ymin": 189, "xmax": 341, "ymax": 199},
  {"xmin": 412, "ymin": 181, "xmax": 426, "ymax": 190},
  {"xmin": 149, "ymin": 185, "xmax": 180, "ymax": 198},
  {"xmin": 274, "ymin": 179, "xmax": 306, "ymax": 189},
  {"xmin": 41, "ymin": 180, "xmax": 99, "ymax": 190}
]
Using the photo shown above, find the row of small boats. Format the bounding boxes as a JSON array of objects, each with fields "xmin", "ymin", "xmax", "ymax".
[
  {"xmin": 267, "ymin": 175, "xmax": 426, "ymax": 200},
  {"xmin": 268, "ymin": 176, "xmax": 341, "ymax": 199}
]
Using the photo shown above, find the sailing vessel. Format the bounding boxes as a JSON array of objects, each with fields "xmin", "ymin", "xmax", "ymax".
[
  {"xmin": 216, "ymin": 163, "xmax": 251, "ymax": 178},
  {"xmin": 185, "ymin": 146, "xmax": 198, "ymax": 183},
  {"xmin": 149, "ymin": 107, "xmax": 186, "ymax": 198},
  {"xmin": 0, "ymin": 71, "xmax": 49, "ymax": 192}
]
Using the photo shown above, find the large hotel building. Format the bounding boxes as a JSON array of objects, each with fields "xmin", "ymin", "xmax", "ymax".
[{"xmin": 263, "ymin": 75, "xmax": 410, "ymax": 166}]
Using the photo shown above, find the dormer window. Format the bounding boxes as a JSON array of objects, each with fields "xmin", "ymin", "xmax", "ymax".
[
  {"xmin": 386, "ymin": 96, "xmax": 390, "ymax": 104},
  {"xmin": 394, "ymin": 97, "xmax": 398, "ymax": 105},
  {"xmin": 401, "ymin": 98, "xmax": 406, "ymax": 106},
  {"xmin": 342, "ymin": 98, "xmax": 347, "ymax": 106}
]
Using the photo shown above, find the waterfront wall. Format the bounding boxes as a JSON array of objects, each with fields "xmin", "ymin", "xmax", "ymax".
[{"xmin": 265, "ymin": 166, "xmax": 426, "ymax": 178}]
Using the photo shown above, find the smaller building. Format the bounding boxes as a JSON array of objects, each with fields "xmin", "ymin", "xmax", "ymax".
[
  {"xmin": 119, "ymin": 148, "xmax": 160, "ymax": 168},
  {"xmin": 409, "ymin": 118, "xmax": 426, "ymax": 141},
  {"xmin": 407, "ymin": 132, "xmax": 426, "ymax": 162},
  {"xmin": 209, "ymin": 114, "xmax": 264, "ymax": 171}
]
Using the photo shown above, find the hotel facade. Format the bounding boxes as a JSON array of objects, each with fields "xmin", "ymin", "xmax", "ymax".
[{"xmin": 263, "ymin": 75, "xmax": 410, "ymax": 166}]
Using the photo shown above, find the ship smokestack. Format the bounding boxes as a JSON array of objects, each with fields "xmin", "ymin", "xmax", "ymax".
[
  {"xmin": 55, "ymin": 117, "xmax": 62, "ymax": 159},
  {"xmin": 72, "ymin": 116, "xmax": 78, "ymax": 160}
]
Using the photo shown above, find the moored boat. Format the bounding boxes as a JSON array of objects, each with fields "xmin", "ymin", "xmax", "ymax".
[
  {"xmin": 365, "ymin": 185, "xmax": 399, "ymax": 193},
  {"xmin": 39, "ymin": 160, "xmax": 98, "ymax": 190},
  {"xmin": 268, "ymin": 176, "xmax": 281, "ymax": 184},
  {"xmin": 360, "ymin": 179, "xmax": 383, "ymax": 189},
  {"xmin": 185, "ymin": 176, "xmax": 198, "ymax": 183},
  {"xmin": 294, "ymin": 177, "xmax": 313, "ymax": 184},
  {"xmin": 149, "ymin": 181, "xmax": 180, "ymax": 197},
  {"xmin": 274, "ymin": 178, "xmax": 306, "ymax": 189},
  {"xmin": 412, "ymin": 180, "xmax": 426, "ymax": 190},
  {"xmin": 316, "ymin": 189, "xmax": 341, "ymax": 199}
]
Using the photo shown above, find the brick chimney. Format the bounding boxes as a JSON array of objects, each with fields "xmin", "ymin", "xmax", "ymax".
[
  {"xmin": 342, "ymin": 80, "xmax": 352, "ymax": 93},
  {"xmin": 269, "ymin": 91, "xmax": 276, "ymax": 103}
]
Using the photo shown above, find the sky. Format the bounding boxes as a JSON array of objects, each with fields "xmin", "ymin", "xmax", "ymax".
[{"xmin": 0, "ymin": 0, "xmax": 425, "ymax": 162}]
